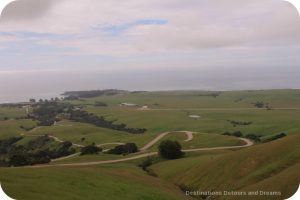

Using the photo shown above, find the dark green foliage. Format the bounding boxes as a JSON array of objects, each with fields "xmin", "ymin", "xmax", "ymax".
[
  {"xmin": 245, "ymin": 134, "xmax": 261, "ymax": 142},
  {"xmin": 49, "ymin": 141, "xmax": 75, "ymax": 159},
  {"xmin": 2, "ymin": 136, "xmax": 75, "ymax": 167},
  {"xmin": 69, "ymin": 110, "xmax": 147, "ymax": 134},
  {"xmin": 158, "ymin": 140, "xmax": 184, "ymax": 159},
  {"xmin": 138, "ymin": 156, "xmax": 154, "ymax": 171},
  {"xmin": 0, "ymin": 137, "xmax": 23, "ymax": 154},
  {"xmin": 263, "ymin": 133, "xmax": 287, "ymax": 143},
  {"xmin": 253, "ymin": 101, "xmax": 267, "ymax": 108},
  {"xmin": 228, "ymin": 120, "xmax": 252, "ymax": 126},
  {"xmin": 223, "ymin": 131, "xmax": 243, "ymax": 137},
  {"xmin": 31, "ymin": 101, "xmax": 72, "ymax": 126},
  {"xmin": 80, "ymin": 144, "xmax": 102, "ymax": 155},
  {"xmin": 138, "ymin": 156, "xmax": 158, "ymax": 177},
  {"xmin": 107, "ymin": 143, "xmax": 138, "ymax": 155},
  {"xmin": 30, "ymin": 101, "xmax": 146, "ymax": 134},
  {"xmin": 8, "ymin": 146, "xmax": 51, "ymax": 167}
]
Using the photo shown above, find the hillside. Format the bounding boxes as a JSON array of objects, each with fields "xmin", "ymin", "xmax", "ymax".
[
  {"xmin": 151, "ymin": 135, "xmax": 300, "ymax": 199},
  {"xmin": 0, "ymin": 164, "xmax": 191, "ymax": 200}
]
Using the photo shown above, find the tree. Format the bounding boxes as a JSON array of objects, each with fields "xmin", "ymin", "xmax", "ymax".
[
  {"xmin": 158, "ymin": 140, "xmax": 183, "ymax": 159},
  {"xmin": 107, "ymin": 143, "xmax": 138, "ymax": 155},
  {"xmin": 80, "ymin": 144, "xmax": 102, "ymax": 155}
]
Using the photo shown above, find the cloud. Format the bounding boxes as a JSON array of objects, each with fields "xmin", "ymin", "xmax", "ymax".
[{"xmin": 0, "ymin": 0, "xmax": 299, "ymax": 55}]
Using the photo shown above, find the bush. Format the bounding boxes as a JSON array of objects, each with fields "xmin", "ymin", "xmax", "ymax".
[
  {"xmin": 158, "ymin": 140, "xmax": 184, "ymax": 159},
  {"xmin": 245, "ymin": 134, "xmax": 261, "ymax": 142},
  {"xmin": 222, "ymin": 131, "xmax": 243, "ymax": 137},
  {"xmin": 80, "ymin": 144, "xmax": 102, "ymax": 155},
  {"xmin": 138, "ymin": 156, "xmax": 153, "ymax": 171},
  {"xmin": 107, "ymin": 143, "xmax": 138, "ymax": 155},
  {"xmin": 263, "ymin": 133, "xmax": 287, "ymax": 143}
]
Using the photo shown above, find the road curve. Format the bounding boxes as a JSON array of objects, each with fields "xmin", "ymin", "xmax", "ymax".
[
  {"xmin": 23, "ymin": 133, "xmax": 253, "ymax": 168},
  {"xmin": 140, "ymin": 131, "xmax": 194, "ymax": 151}
]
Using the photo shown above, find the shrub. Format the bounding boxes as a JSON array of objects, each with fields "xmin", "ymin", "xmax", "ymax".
[
  {"xmin": 158, "ymin": 140, "xmax": 184, "ymax": 159},
  {"xmin": 138, "ymin": 156, "xmax": 153, "ymax": 171},
  {"xmin": 245, "ymin": 134, "xmax": 261, "ymax": 142},
  {"xmin": 222, "ymin": 131, "xmax": 243, "ymax": 137},
  {"xmin": 80, "ymin": 144, "xmax": 102, "ymax": 155},
  {"xmin": 263, "ymin": 133, "xmax": 287, "ymax": 143},
  {"xmin": 107, "ymin": 143, "xmax": 138, "ymax": 155}
]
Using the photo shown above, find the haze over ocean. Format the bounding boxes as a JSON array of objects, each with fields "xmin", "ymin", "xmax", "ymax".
[{"xmin": 1, "ymin": 65, "xmax": 299, "ymax": 103}]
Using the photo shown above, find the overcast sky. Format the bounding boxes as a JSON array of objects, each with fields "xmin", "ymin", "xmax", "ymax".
[{"xmin": 0, "ymin": 0, "xmax": 300, "ymax": 102}]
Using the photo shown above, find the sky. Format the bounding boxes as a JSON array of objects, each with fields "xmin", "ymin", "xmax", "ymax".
[{"xmin": 0, "ymin": 0, "xmax": 300, "ymax": 102}]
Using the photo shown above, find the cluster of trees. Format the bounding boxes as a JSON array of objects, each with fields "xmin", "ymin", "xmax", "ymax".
[
  {"xmin": 0, "ymin": 136, "xmax": 75, "ymax": 167},
  {"xmin": 107, "ymin": 143, "xmax": 138, "ymax": 155},
  {"xmin": 253, "ymin": 101, "xmax": 270, "ymax": 109},
  {"xmin": 158, "ymin": 140, "xmax": 184, "ymax": 159},
  {"xmin": 223, "ymin": 132, "xmax": 287, "ymax": 143},
  {"xmin": 31, "ymin": 101, "xmax": 72, "ymax": 126},
  {"xmin": 30, "ymin": 101, "xmax": 147, "ymax": 134},
  {"xmin": 69, "ymin": 110, "xmax": 147, "ymax": 134},
  {"xmin": 263, "ymin": 133, "xmax": 287, "ymax": 143},
  {"xmin": 228, "ymin": 120, "xmax": 252, "ymax": 126},
  {"xmin": 63, "ymin": 89, "xmax": 128, "ymax": 99},
  {"xmin": 244, "ymin": 134, "xmax": 262, "ymax": 142},
  {"xmin": 80, "ymin": 144, "xmax": 102, "ymax": 155},
  {"xmin": 223, "ymin": 131, "xmax": 243, "ymax": 137},
  {"xmin": 0, "ymin": 137, "xmax": 23, "ymax": 154}
]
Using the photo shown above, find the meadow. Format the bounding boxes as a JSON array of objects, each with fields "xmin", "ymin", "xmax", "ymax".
[{"xmin": 0, "ymin": 89, "xmax": 299, "ymax": 200}]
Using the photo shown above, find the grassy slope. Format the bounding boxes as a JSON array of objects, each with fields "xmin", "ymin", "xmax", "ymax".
[
  {"xmin": 0, "ymin": 164, "xmax": 191, "ymax": 200},
  {"xmin": 148, "ymin": 132, "xmax": 244, "ymax": 151},
  {"xmin": 69, "ymin": 89, "xmax": 300, "ymax": 108},
  {"xmin": 0, "ymin": 119, "xmax": 36, "ymax": 139},
  {"xmin": 0, "ymin": 106, "xmax": 28, "ymax": 120},
  {"xmin": 151, "ymin": 135, "xmax": 300, "ymax": 199}
]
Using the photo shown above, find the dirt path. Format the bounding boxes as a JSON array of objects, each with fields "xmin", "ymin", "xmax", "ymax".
[
  {"xmin": 183, "ymin": 138, "xmax": 253, "ymax": 152},
  {"xmin": 22, "ymin": 131, "xmax": 253, "ymax": 168},
  {"xmin": 140, "ymin": 131, "xmax": 194, "ymax": 151},
  {"xmin": 30, "ymin": 138, "xmax": 253, "ymax": 168}
]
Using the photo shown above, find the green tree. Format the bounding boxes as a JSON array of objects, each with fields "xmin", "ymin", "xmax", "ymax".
[{"xmin": 158, "ymin": 140, "xmax": 184, "ymax": 159}]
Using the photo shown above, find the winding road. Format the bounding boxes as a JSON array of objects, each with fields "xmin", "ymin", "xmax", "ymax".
[{"xmin": 22, "ymin": 130, "xmax": 254, "ymax": 168}]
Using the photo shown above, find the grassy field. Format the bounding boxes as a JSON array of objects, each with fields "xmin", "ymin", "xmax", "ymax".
[
  {"xmin": 151, "ymin": 135, "xmax": 300, "ymax": 199},
  {"xmin": 0, "ymin": 119, "xmax": 36, "ymax": 139},
  {"xmin": 0, "ymin": 164, "xmax": 191, "ymax": 200},
  {"xmin": 68, "ymin": 89, "xmax": 300, "ymax": 108},
  {"xmin": 0, "ymin": 89, "xmax": 299, "ymax": 200},
  {"xmin": 0, "ymin": 106, "xmax": 28, "ymax": 120}
]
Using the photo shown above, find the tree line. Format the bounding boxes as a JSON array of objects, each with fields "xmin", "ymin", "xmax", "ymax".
[
  {"xmin": 0, "ymin": 136, "xmax": 75, "ymax": 167},
  {"xmin": 30, "ymin": 101, "xmax": 147, "ymax": 134}
]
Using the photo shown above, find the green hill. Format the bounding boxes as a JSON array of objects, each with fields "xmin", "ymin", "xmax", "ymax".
[
  {"xmin": 152, "ymin": 135, "xmax": 300, "ymax": 199},
  {"xmin": 0, "ymin": 164, "xmax": 191, "ymax": 200}
]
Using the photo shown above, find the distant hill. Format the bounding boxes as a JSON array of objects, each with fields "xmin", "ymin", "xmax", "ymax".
[{"xmin": 62, "ymin": 89, "xmax": 129, "ymax": 98}]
